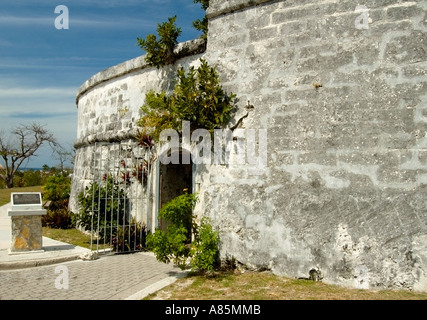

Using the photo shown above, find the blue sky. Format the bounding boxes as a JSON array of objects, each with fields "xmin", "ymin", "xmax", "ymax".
[{"xmin": 0, "ymin": 0, "xmax": 205, "ymax": 168}]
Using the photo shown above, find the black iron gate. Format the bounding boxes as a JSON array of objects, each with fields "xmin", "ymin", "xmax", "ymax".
[{"xmin": 89, "ymin": 141, "xmax": 153, "ymax": 253}]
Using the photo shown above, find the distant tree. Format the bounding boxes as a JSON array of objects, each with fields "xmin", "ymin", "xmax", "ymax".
[
  {"xmin": 42, "ymin": 173, "xmax": 74, "ymax": 229},
  {"xmin": 0, "ymin": 123, "xmax": 57, "ymax": 188},
  {"xmin": 52, "ymin": 144, "xmax": 75, "ymax": 171}
]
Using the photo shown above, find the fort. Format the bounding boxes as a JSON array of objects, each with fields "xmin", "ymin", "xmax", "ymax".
[{"xmin": 70, "ymin": 0, "xmax": 427, "ymax": 291}]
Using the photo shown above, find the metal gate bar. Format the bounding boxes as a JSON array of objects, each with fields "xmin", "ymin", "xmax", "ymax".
[{"xmin": 90, "ymin": 141, "xmax": 153, "ymax": 253}]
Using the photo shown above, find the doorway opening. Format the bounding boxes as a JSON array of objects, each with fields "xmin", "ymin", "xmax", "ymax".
[{"xmin": 158, "ymin": 150, "xmax": 193, "ymax": 231}]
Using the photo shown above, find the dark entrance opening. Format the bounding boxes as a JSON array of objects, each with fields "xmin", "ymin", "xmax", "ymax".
[{"xmin": 158, "ymin": 151, "xmax": 192, "ymax": 230}]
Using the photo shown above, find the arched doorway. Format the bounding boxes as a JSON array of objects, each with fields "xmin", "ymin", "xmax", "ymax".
[{"xmin": 158, "ymin": 149, "xmax": 193, "ymax": 231}]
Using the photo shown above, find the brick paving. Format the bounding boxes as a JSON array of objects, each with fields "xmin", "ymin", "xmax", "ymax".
[{"xmin": 0, "ymin": 252, "xmax": 183, "ymax": 300}]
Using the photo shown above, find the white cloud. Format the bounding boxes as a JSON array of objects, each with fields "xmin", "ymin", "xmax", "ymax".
[
  {"xmin": 0, "ymin": 85, "xmax": 77, "ymax": 130},
  {"xmin": 0, "ymin": 14, "xmax": 156, "ymax": 30},
  {"xmin": 70, "ymin": 16, "xmax": 158, "ymax": 29},
  {"xmin": 0, "ymin": 15, "xmax": 51, "ymax": 26},
  {"xmin": 0, "ymin": 86, "xmax": 76, "ymax": 99},
  {"xmin": 72, "ymin": 0, "xmax": 171, "ymax": 8}
]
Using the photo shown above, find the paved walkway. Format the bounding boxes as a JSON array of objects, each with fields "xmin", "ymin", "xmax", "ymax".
[{"xmin": 0, "ymin": 203, "xmax": 184, "ymax": 300}]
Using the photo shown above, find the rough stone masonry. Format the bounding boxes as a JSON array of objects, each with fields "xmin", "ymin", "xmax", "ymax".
[
  {"xmin": 10, "ymin": 216, "xmax": 43, "ymax": 252},
  {"xmin": 71, "ymin": 0, "xmax": 427, "ymax": 291}
]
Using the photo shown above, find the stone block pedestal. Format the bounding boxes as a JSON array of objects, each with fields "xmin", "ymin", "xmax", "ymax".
[
  {"xmin": 10, "ymin": 215, "xmax": 44, "ymax": 253},
  {"xmin": 7, "ymin": 192, "xmax": 47, "ymax": 254}
]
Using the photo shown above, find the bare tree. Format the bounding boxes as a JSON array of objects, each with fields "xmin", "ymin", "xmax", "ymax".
[
  {"xmin": 0, "ymin": 123, "xmax": 57, "ymax": 188},
  {"xmin": 52, "ymin": 143, "xmax": 75, "ymax": 172}
]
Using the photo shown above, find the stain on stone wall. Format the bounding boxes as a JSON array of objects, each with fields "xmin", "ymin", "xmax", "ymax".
[
  {"xmin": 200, "ymin": 0, "xmax": 427, "ymax": 291},
  {"xmin": 71, "ymin": 0, "xmax": 427, "ymax": 291}
]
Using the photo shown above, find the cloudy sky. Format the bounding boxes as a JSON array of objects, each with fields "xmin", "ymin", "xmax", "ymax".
[{"xmin": 0, "ymin": 0, "xmax": 204, "ymax": 168}]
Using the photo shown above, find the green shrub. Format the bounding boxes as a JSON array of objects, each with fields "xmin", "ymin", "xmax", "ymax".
[
  {"xmin": 159, "ymin": 192, "xmax": 197, "ymax": 240},
  {"xmin": 75, "ymin": 175, "xmax": 129, "ymax": 241},
  {"xmin": 147, "ymin": 192, "xmax": 197, "ymax": 269},
  {"xmin": 43, "ymin": 174, "xmax": 71, "ymax": 205},
  {"xmin": 42, "ymin": 208, "xmax": 75, "ymax": 229},
  {"xmin": 147, "ymin": 193, "xmax": 220, "ymax": 272},
  {"xmin": 112, "ymin": 218, "xmax": 147, "ymax": 252},
  {"xmin": 147, "ymin": 226, "xmax": 190, "ymax": 269},
  {"xmin": 190, "ymin": 217, "xmax": 220, "ymax": 272},
  {"xmin": 138, "ymin": 59, "xmax": 236, "ymax": 141},
  {"xmin": 137, "ymin": 16, "xmax": 182, "ymax": 68},
  {"xmin": 11, "ymin": 169, "xmax": 45, "ymax": 188},
  {"xmin": 42, "ymin": 173, "xmax": 74, "ymax": 229}
]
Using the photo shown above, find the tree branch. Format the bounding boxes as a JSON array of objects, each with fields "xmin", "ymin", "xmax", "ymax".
[{"xmin": 0, "ymin": 122, "xmax": 57, "ymax": 188}]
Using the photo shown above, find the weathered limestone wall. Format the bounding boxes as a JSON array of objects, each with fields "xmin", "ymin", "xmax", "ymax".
[
  {"xmin": 70, "ymin": 40, "xmax": 205, "ymax": 213},
  {"xmin": 195, "ymin": 0, "xmax": 427, "ymax": 291},
  {"xmin": 71, "ymin": 0, "xmax": 427, "ymax": 291}
]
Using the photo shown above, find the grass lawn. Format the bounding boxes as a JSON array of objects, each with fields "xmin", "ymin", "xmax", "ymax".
[
  {"xmin": 42, "ymin": 227, "xmax": 93, "ymax": 249},
  {"xmin": 0, "ymin": 186, "xmax": 44, "ymax": 206},
  {"xmin": 42, "ymin": 227, "xmax": 109, "ymax": 251},
  {"xmin": 146, "ymin": 270, "xmax": 427, "ymax": 300}
]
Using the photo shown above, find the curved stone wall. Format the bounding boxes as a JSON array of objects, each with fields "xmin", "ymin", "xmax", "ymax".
[
  {"xmin": 70, "ymin": 39, "xmax": 205, "ymax": 213},
  {"xmin": 72, "ymin": 0, "xmax": 427, "ymax": 291},
  {"xmin": 199, "ymin": 0, "xmax": 427, "ymax": 291}
]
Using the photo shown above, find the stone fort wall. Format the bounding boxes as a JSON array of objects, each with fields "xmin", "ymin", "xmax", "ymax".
[
  {"xmin": 71, "ymin": 0, "xmax": 427, "ymax": 291},
  {"xmin": 70, "ymin": 39, "xmax": 205, "ymax": 215}
]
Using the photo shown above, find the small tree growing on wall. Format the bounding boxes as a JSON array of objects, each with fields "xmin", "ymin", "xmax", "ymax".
[
  {"xmin": 193, "ymin": 0, "xmax": 210, "ymax": 41},
  {"xmin": 137, "ymin": 16, "xmax": 182, "ymax": 68},
  {"xmin": 137, "ymin": 59, "xmax": 236, "ymax": 141},
  {"xmin": 137, "ymin": 1, "xmax": 209, "ymax": 68}
]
